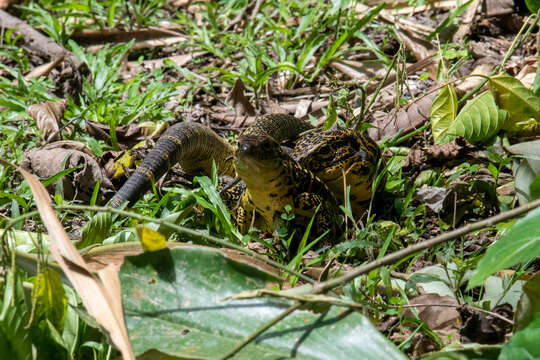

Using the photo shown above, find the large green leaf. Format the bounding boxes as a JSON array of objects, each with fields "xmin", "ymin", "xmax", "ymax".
[
  {"xmin": 468, "ymin": 206, "xmax": 540, "ymax": 289},
  {"xmin": 441, "ymin": 91, "xmax": 506, "ymax": 144},
  {"xmin": 31, "ymin": 268, "xmax": 68, "ymax": 331},
  {"xmin": 120, "ymin": 246, "xmax": 406, "ymax": 359},
  {"xmin": 430, "ymin": 84, "xmax": 458, "ymax": 144},
  {"xmin": 500, "ymin": 312, "xmax": 540, "ymax": 360},
  {"xmin": 508, "ymin": 139, "xmax": 540, "ymax": 205},
  {"xmin": 0, "ymin": 271, "xmax": 33, "ymax": 360},
  {"xmin": 489, "ymin": 73, "xmax": 540, "ymax": 129},
  {"xmin": 514, "ymin": 273, "xmax": 540, "ymax": 331}
]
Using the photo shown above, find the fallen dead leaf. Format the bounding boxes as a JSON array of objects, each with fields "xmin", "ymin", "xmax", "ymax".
[
  {"xmin": 21, "ymin": 146, "xmax": 113, "ymax": 201},
  {"xmin": 0, "ymin": 159, "xmax": 134, "ymax": 360},
  {"xmin": 227, "ymin": 78, "xmax": 256, "ymax": 117},
  {"xmin": 26, "ymin": 99, "xmax": 66, "ymax": 142},
  {"xmin": 367, "ymin": 91, "xmax": 435, "ymax": 142},
  {"xmin": 414, "ymin": 187, "xmax": 452, "ymax": 213},
  {"xmin": 403, "ymin": 293, "xmax": 461, "ymax": 344}
]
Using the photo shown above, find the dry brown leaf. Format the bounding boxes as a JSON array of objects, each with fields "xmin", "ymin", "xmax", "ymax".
[
  {"xmin": 26, "ymin": 99, "xmax": 67, "ymax": 142},
  {"xmin": 227, "ymin": 78, "xmax": 256, "ymax": 117},
  {"xmin": 85, "ymin": 121, "xmax": 162, "ymax": 148},
  {"xmin": 294, "ymin": 99, "xmax": 312, "ymax": 118},
  {"xmin": 41, "ymin": 140, "xmax": 96, "ymax": 156},
  {"xmin": 23, "ymin": 56, "xmax": 64, "ymax": 81},
  {"xmin": 414, "ymin": 187, "xmax": 451, "ymax": 213},
  {"xmin": 455, "ymin": 63, "xmax": 494, "ymax": 93},
  {"xmin": 0, "ymin": 0, "xmax": 15, "ymax": 9},
  {"xmin": 485, "ymin": 0, "xmax": 515, "ymax": 17},
  {"xmin": 403, "ymin": 293, "xmax": 461, "ymax": 344},
  {"xmin": 0, "ymin": 159, "xmax": 134, "ymax": 360},
  {"xmin": 367, "ymin": 91, "xmax": 435, "ymax": 142},
  {"xmin": 21, "ymin": 146, "xmax": 113, "ymax": 201}
]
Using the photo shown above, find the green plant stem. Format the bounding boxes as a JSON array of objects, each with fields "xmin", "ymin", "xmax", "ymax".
[
  {"xmin": 394, "ymin": 122, "xmax": 430, "ymax": 144},
  {"xmin": 56, "ymin": 204, "xmax": 315, "ymax": 284},
  {"xmin": 312, "ymin": 197, "xmax": 540, "ymax": 295},
  {"xmin": 219, "ymin": 303, "xmax": 302, "ymax": 360},
  {"xmin": 354, "ymin": 52, "xmax": 398, "ymax": 129},
  {"xmin": 209, "ymin": 174, "xmax": 540, "ymax": 359},
  {"xmin": 458, "ymin": 12, "xmax": 539, "ymax": 106}
]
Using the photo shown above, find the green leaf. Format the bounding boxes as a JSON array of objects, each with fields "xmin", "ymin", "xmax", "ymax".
[
  {"xmin": 489, "ymin": 73, "xmax": 540, "ymax": 129},
  {"xmin": 468, "ymin": 206, "xmax": 540, "ymax": 289},
  {"xmin": 0, "ymin": 271, "xmax": 32, "ymax": 360},
  {"xmin": 500, "ymin": 312, "xmax": 540, "ymax": 360},
  {"xmin": 514, "ymin": 273, "xmax": 540, "ymax": 331},
  {"xmin": 441, "ymin": 91, "xmax": 506, "ymax": 144},
  {"xmin": 525, "ymin": 0, "xmax": 540, "ymax": 13},
  {"xmin": 31, "ymin": 268, "xmax": 68, "ymax": 331},
  {"xmin": 430, "ymin": 84, "xmax": 458, "ymax": 143},
  {"xmin": 508, "ymin": 139, "xmax": 540, "ymax": 205},
  {"xmin": 418, "ymin": 344, "xmax": 501, "ymax": 359},
  {"xmin": 79, "ymin": 212, "xmax": 112, "ymax": 249},
  {"xmin": 530, "ymin": 173, "xmax": 540, "ymax": 200},
  {"xmin": 323, "ymin": 95, "xmax": 337, "ymax": 131},
  {"xmin": 120, "ymin": 247, "xmax": 406, "ymax": 359},
  {"xmin": 196, "ymin": 176, "xmax": 242, "ymax": 241}
]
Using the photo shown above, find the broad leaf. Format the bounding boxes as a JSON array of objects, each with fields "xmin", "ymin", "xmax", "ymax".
[
  {"xmin": 419, "ymin": 344, "xmax": 501, "ymax": 359},
  {"xmin": 441, "ymin": 91, "xmax": 506, "ymax": 144},
  {"xmin": 0, "ymin": 271, "xmax": 32, "ymax": 360},
  {"xmin": 80, "ymin": 212, "xmax": 112, "ymax": 249},
  {"xmin": 508, "ymin": 139, "xmax": 540, "ymax": 205},
  {"xmin": 514, "ymin": 273, "xmax": 540, "ymax": 331},
  {"xmin": 120, "ymin": 246, "xmax": 406, "ymax": 359},
  {"xmin": 500, "ymin": 313, "xmax": 540, "ymax": 360},
  {"xmin": 430, "ymin": 84, "xmax": 458, "ymax": 143},
  {"xmin": 468, "ymin": 206, "xmax": 540, "ymax": 289},
  {"xmin": 489, "ymin": 73, "xmax": 540, "ymax": 130},
  {"xmin": 136, "ymin": 226, "xmax": 167, "ymax": 252},
  {"xmin": 31, "ymin": 268, "xmax": 68, "ymax": 331}
]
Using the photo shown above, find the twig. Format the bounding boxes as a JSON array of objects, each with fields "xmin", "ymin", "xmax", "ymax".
[
  {"xmin": 312, "ymin": 197, "xmax": 540, "ymax": 295},
  {"xmin": 56, "ymin": 204, "xmax": 315, "ymax": 284},
  {"xmin": 398, "ymin": 303, "xmax": 514, "ymax": 326},
  {"xmin": 0, "ymin": 10, "xmax": 82, "ymax": 69},
  {"xmin": 220, "ymin": 303, "xmax": 302, "ymax": 360}
]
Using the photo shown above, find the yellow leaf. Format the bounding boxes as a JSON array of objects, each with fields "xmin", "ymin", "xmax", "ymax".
[
  {"xmin": 32, "ymin": 268, "xmax": 67, "ymax": 330},
  {"xmin": 136, "ymin": 225, "xmax": 167, "ymax": 252},
  {"xmin": 113, "ymin": 151, "xmax": 135, "ymax": 179}
]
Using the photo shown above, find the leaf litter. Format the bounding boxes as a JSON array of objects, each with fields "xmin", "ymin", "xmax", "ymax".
[{"xmin": 2, "ymin": 0, "xmax": 540, "ymax": 358}]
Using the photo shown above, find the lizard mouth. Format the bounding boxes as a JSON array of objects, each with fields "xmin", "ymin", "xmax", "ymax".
[{"xmin": 235, "ymin": 135, "xmax": 282, "ymax": 177}]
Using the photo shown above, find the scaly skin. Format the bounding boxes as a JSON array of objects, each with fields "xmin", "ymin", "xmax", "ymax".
[
  {"xmin": 109, "ymin": 114, "xmax": 314, "ymax": 208},
  {"xmin": 108, "ymin": 122, "xmax": 235, "ymax": 208},
  {"xmin": 109, "ymin": 114, "xmax": 380, "ymax": 225},
  {"xmin": 234, "ymin": 135, "xmax": 341, "ymax": 248},
  {"xmin": 292, "ymin": 127, "xmax": 380, "ymax": 215}
]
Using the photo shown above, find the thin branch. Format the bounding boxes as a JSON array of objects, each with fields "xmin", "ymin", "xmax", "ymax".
[
  {"xmin": 56, "ymin": 204, "xmax": 315, "ymax": 284},
  {"xmin": 220, "ymin": 303, "xmax": 302, "ymax": 360},
  {"xmin": 398, "ymin": 303, "xmax": 514, "ymax": 326},
  {"xmin": 312, "ymin": 197, "xmax": 540, "ymax": 295}
]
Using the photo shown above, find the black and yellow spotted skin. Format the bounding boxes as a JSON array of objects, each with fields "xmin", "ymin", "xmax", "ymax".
[
  {"xmin": 292, "ymin": 127, "xmax": 380, "ymax": 215},
  {"xmin": 110, "ymin": 114, "xmax": 379, "ymax": 248},
  {"xmin": 234, "ymin": 135, "xmax": 341, "ymax": 247}
]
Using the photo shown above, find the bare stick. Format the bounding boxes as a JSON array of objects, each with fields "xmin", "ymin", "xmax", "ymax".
[
  {"xmin": 0, "ymin": 10, "xmax": 82, "ymax": 69},
  {"xmin": 313, "ymin": 197, "xmax": 540, "ymax": 295}
]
